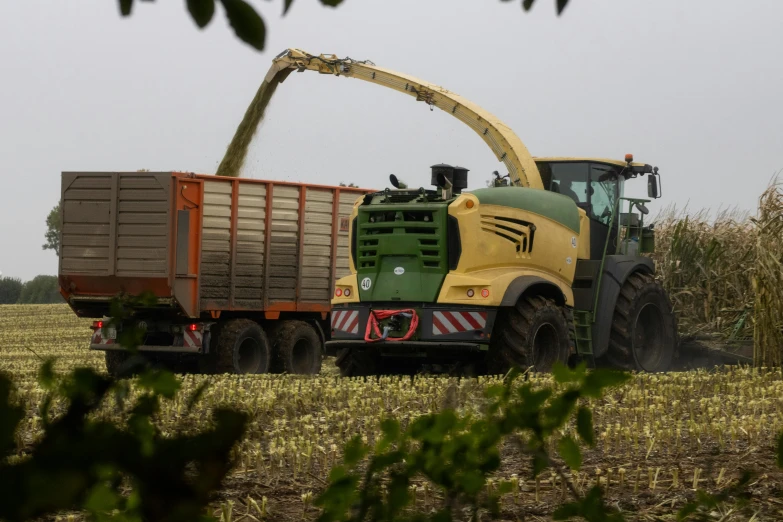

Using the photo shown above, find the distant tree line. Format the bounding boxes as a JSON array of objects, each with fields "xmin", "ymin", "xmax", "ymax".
[{"xmin": 0, "ymin": 276, "xmax": 63, "ymax": 305}]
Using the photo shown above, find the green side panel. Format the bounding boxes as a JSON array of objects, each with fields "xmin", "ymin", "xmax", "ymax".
[
  {"xmin": 640, "ymin": 228, "xmax": 655, "ymax": 253},
  {"xmin": 355, "ymin": 203, "xmax": 449, "ymax": 302},
  {"xmin": 470, "ymin": 187, "xmax": 581, "ymax": 233}
]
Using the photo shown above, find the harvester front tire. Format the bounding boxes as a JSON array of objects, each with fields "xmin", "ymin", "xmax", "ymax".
[
  {"xmin": 214, "ymin": 319, "xmax": 271, "ymax": 374},
  {"xmin": 488, "ymin": 296, "xmax": 570, "ymax": 374},
  {"xmin": 606, "ymin": 272, "xmax": 676, "ymax": 372},
  {"xmin": 335, "ymin": 347, "xmax": 377, "ymax": 377},
  {"xmin": 270, "ymin": 321, "xmax": 323, "ymax": 375}
]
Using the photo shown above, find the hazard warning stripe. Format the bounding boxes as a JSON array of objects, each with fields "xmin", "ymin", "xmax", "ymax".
[
  {"xmin": 91, "ymin": 330, "xmax": 116, "ymax": 345},
  {"xmin": 332, "ymin": 310, "xmax": 359, "ymax": 334},
  {"xmin": 184, "ymin": 330, "xmax": 203, "ymax": 349},
  {"xmin": 432, "ymin": 311, "xmax": 487, "ymax": 336}
]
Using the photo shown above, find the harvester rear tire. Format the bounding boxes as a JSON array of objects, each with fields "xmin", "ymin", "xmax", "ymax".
[
  {"xmin": 487, "ymin": 296, "xmax": 570, "ymax": 374},
  {"xmin": 606, "ymin": 272, "xmax": 676, "ymax": 372},
  {"xmin": 212, "ymin": 319, "xmax": 271, "ymax": 374},
  {"xmin": 335, "ymin": 347, "xmax": 377, "ymax": 377},
  {"xmin": 270, "ymin": 321, "xmax": 323, "ymax": 375}
]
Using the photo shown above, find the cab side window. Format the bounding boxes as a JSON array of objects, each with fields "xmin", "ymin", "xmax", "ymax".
[
  {"xmin": 589, "ymin": 164, "xmax": 619, "ymax": 227},
  {"xmin": 547, "ymin": 162, "xmax": 590, "ymax": 207}
]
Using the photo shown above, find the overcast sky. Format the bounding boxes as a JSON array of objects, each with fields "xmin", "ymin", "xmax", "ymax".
[{"xmin": 1, "ymin": 0, "xmax": 781, "ymax": 280}]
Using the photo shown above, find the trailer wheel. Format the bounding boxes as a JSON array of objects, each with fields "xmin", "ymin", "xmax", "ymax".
[
  {"xmin": 335, "ymin": 347, "xmax": 377, "ymax": 377},
  {"xmin": 487, "ymin": 295, "xmax": 570, "ymax": 374},
  {"xmin": 104, "ymin": 350, "xmax": 151, "ymax": 377},
  {"xmin": 214, "ymin": 319, "xmax": 271, "ymax": 374},
  {"xmin": 607, "ymin": 272, "xmax": 676, "ymax": 372},
  {"xmin": 270, "ymin": 321, "xmax": 323, "ymax": 374},
  {"xmin": 105, "ymin": 350, "xmax": 132, "ymax": 377}
]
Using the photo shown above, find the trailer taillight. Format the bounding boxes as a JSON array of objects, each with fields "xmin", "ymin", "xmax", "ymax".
[
  {"xmin": 91, "ymin": 320, "xmax": 103, "ymax": 330},
  {"xmin": 188, "ymin": 323, "xmax": 198, "ymax": 331},
  {"xmin": 335, "ymin": 288, "xmax": 343, "ymax": 297},
  {"xmin": 343, "ymin": 288, "xmax": 351, "ymax": 297}
]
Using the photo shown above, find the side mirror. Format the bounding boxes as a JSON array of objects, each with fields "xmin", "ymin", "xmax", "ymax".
[{"xmin": 647, "ymin": 168, "xmax": 661, "ymax": 199}]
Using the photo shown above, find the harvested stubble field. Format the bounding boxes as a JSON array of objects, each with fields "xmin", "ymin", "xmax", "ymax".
[{"xmin": 3, "ymin": 305, "xmax": 783, "ymax": 521}]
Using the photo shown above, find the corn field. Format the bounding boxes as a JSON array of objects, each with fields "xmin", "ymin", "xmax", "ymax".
[
  {"xmin": 2, "ymin": 182, "xmax": 783, "ymax": 520},
  {"xmin": 3, "ymin": 304, "xmax": 783, "ymax": 520},
  {"xmin": 652, "ymin": 179, "xmax": 783, "ymax": 365}
]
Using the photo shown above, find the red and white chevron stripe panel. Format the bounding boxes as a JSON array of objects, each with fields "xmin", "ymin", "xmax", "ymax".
[
  {"xmin": 184, "ymin": 330, "xmax": 203, "ymax": 349},
  {"xmin": 432, "ymin": 311, "xmax": 488, "ymax": 335},
  {"xmin": 332, "ymin": 310, "xmax": 359, "ymax": 334},
  {"xmin": 91, "ymin": 329, "xmax": 116, "ymax": 345}
]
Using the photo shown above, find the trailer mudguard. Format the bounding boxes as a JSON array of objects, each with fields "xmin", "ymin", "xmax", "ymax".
[{"xmin": 591, "ymin": 255, "xmax": 655, "ymax": 358}]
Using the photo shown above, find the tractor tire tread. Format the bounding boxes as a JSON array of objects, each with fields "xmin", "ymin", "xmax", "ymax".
[
  {"xmin": 271, "ymin": 320, "xmax": 323, "ymax": 375},
  {"xmin": 488, "ymin": 296, "xmax": 570, "ymax": 374},
  {"xmin": 607, "ymin": 272, "xmax": 676, "ymax": 372},
  {"xmin": 216, "ymin": 319, "xmax": 270, "ymax": 374}
]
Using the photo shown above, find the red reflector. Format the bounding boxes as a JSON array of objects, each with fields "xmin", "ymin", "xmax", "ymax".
[
  {"xmin": 481, "ymin": 289, "xmax": 490, "ymax": 298},
  {"xmin": 335, "ymin": 288, "xmax": 343, "ymax": 297},
  {"xmin": 188, "ymin": 323, "xmax": 198, "ymax": 331}
]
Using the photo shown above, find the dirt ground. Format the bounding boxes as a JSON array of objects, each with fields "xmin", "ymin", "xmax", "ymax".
[{"xmin": 3, "ymin": 305, "xmax": 783, "ymax": 521}]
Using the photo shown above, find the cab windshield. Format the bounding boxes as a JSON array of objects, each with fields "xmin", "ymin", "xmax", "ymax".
[{"xmin": 536, "ymin": 161, "xmax": 623, "ymax": 227}]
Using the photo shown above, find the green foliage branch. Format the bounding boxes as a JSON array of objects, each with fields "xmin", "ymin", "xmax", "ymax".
[
  {"xmin": 0, "ymin": 293, "xmax": 248, "ymax": 522},
  {"xmin": 314, "ymin": 363, "xmax": 631, "ymax": 522},
  {"xmin": 116, "ymin": 0, "xmax": 573, "ymax": 51}
]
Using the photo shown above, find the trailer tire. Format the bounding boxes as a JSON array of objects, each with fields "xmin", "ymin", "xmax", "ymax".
[
  {"xmin": 487, "ymin": 295, "xmax": 570, "ymax": 374},
  {"xmin": 270, "ymin": 321, "xmax": 323, "ymax": 375},
  {"xmin": 335, "ymin": 347, "xmax": 377, "ymax": 377},
  {"xmin": 606, "ymin": 272, "xmax": 676, "ymax": 372},
  {"xmin": 213, "ymin": 319, "xmax": 271, "ymax": 374},
  {"xmin": 105, "ymin": 350, "xmax": 132, "ymax": 377}
]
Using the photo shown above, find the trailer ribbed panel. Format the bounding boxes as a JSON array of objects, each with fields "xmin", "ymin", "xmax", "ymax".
[
  {"xmin": 200, "ymin": 181, "xmax": 232, "ymax": 308},
  {"xmin": 232, "ymin": 183, "xmax": 266, "ymax": 308}
]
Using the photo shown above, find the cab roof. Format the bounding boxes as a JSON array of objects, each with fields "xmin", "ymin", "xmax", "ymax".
[{"xmin": 533, "ymin": 157, "xmax": 649, "ymax": 169}]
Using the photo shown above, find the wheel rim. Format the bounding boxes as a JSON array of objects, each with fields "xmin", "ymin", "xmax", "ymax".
[
  {"xmin": 633, "ymin": 303, "xmax": 665, "ymax": 371},
  {"xmin": 532, "ymin": 322, "xmax": 559, "ymax": 369},
  {"xmin": 291, "ymin": 338, "xmax": 314, "ymax": 373},
  {"xmin": 237, "ymin": 337, "xmax": 263, "ymax": 373}
]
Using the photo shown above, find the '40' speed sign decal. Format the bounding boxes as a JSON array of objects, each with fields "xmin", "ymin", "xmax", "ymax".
[{"xmin": 361, "ymin": 277, "xmax": 372, "ymax": 290}]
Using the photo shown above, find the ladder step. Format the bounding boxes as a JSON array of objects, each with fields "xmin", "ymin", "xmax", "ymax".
[{"xmin": 573, "ymin": 309, "xmax": 594, "ymax": 356}]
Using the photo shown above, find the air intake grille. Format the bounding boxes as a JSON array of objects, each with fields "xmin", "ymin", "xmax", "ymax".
[
  {"xmin": 480, "ymin": 214, "xmax": 536, "ymax": 255},
  {"xmin": 357, "ymin": 208, "xmax": 446, "ymax": 270}
]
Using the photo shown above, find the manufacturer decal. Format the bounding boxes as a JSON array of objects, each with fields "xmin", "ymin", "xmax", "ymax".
[
  {"xmin": 571, "ymin": 236, "xmax": 577, "ymax": 248},
  {"xmin": 361, "ymin": 277, "xmax": 372, "ymax": 290},
  {"xmin": 339, "ymin": 217, "xmax": 350, "ymax": 232},
  {"xmin": 394, "ymin": 267, "xmax": 405, "ymax": 275}
]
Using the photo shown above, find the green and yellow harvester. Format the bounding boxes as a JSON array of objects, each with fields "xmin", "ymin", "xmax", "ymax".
[{"xmin": 267, "ymin": 49, "xmax": 678, "ymax": 376}]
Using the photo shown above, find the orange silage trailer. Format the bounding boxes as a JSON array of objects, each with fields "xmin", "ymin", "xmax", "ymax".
[{"xmin": 58, "ymin": 171, "xmax": 372, "ymax": 375}]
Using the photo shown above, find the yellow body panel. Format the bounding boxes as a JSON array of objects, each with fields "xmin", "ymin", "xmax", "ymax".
[
  {"xmin": 534, "ymin": 157, "xmax": 649, "ymax": 169},
  {"xmin": 437, "ymin": 267, "xmax": 574, "ymax": 307},
  {"xmin": 436, "ymin": 194, "xmax": 580, "ymax": 306},
  {"xmin": 333, "ymin": 273, "xmax": 360, "ymax": 304},
  {"xmin": 577, "ymin": 212, "xmax": 591, "ymax": 260}
]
